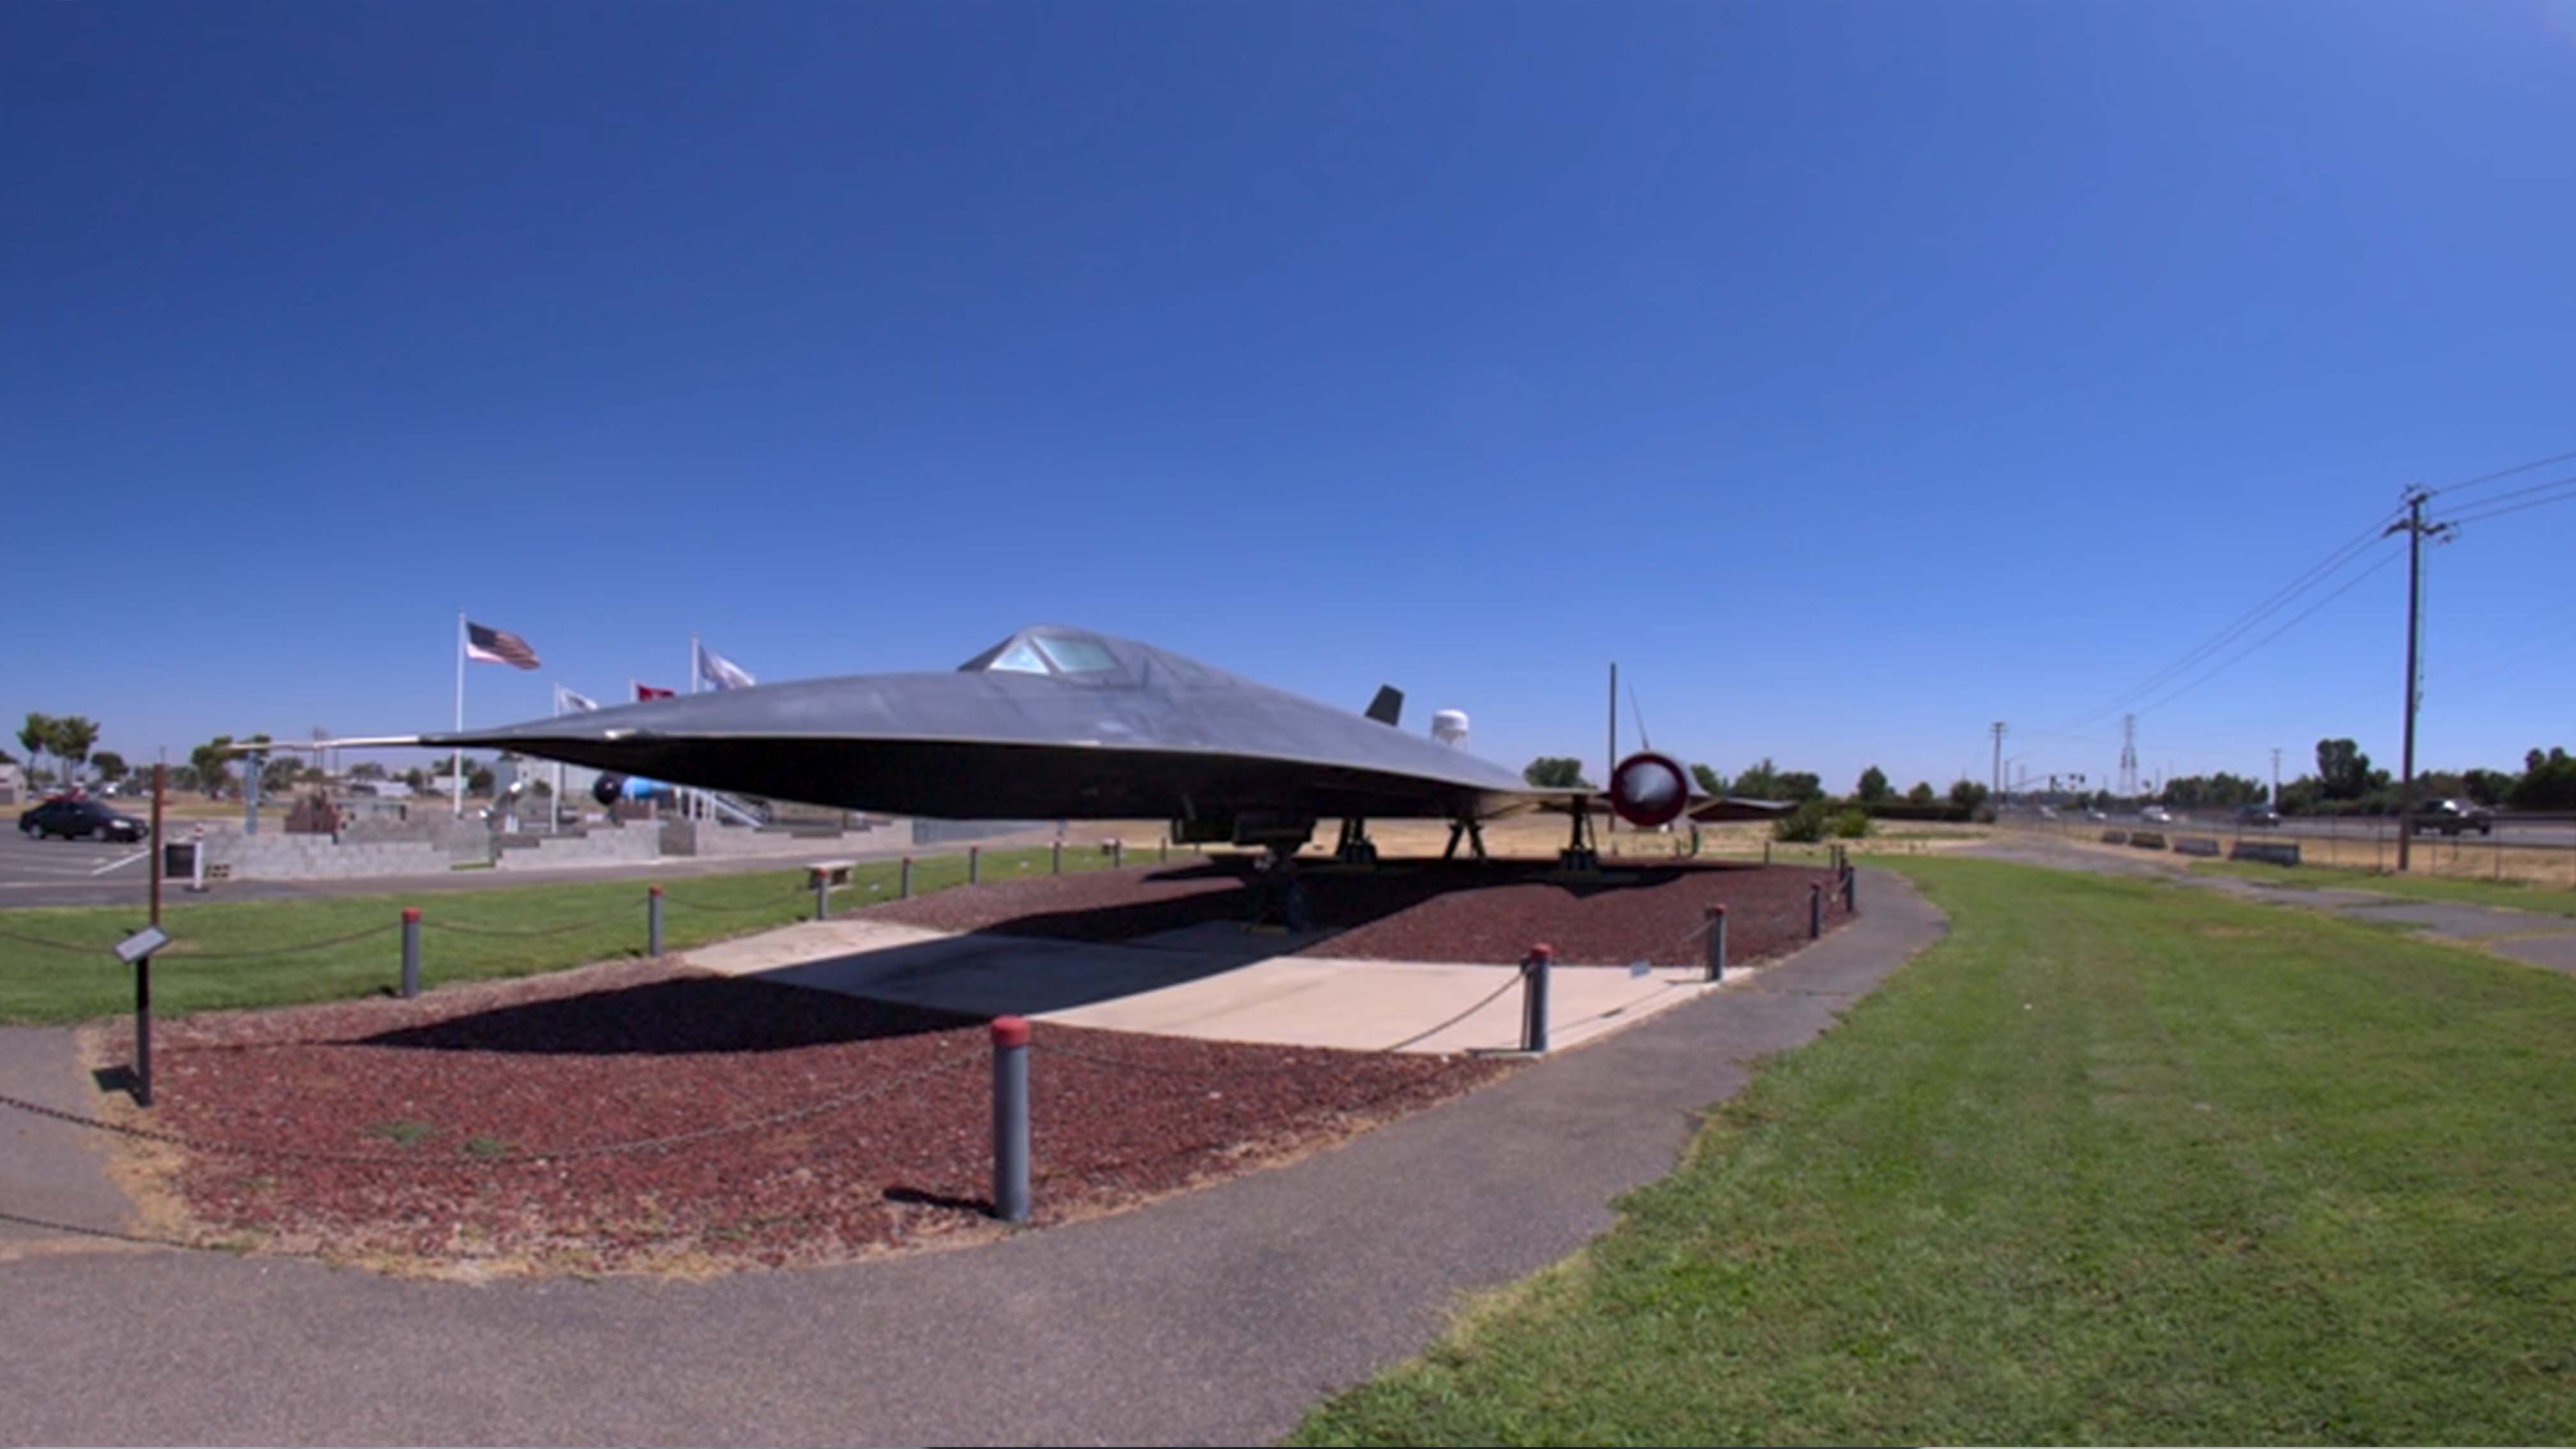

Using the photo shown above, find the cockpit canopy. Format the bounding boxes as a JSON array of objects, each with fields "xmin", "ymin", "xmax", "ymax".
[{"xmin": 958, "ymin": 627, "xmax": 1124, "ymax": 678}]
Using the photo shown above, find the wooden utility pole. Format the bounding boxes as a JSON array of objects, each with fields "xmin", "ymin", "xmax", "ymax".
[{"xmin": 2387, "ymin": 489, "xmax": 2452, "ymax": 872}]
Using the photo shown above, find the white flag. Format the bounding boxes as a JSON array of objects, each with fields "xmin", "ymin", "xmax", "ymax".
[
  {"xmin": 555, "ymin": 685, "xmax": 601, "ymax": 714},
  {"xmin": 696, "ymin": 643, "xmax": 756, "ymax": 691}
]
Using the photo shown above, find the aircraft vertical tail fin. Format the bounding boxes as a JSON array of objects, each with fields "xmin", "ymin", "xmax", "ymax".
[{"xmin": 1365, "ymin": 686, "xmax": 1404, "ymax": 726}]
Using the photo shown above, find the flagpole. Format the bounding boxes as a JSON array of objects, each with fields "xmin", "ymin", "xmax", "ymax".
[
  {"xmin": 452, "ymin": 612, "xmax": 466, "ymax": 818},
  {"xmin": 686, "ymin": 636, "xmax": 698, "ymax": 822},
  {"xmin": 551, "ymin": 684, "xmax": 566, "ymax": 831}
]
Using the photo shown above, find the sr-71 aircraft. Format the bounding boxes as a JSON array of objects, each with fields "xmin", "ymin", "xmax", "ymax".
[{"xmin": 396, "ymin": 626, "xmax": 1784, "ymax": 892}]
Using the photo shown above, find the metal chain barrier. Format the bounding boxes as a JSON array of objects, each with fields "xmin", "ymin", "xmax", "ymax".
[{"xmin": 0, "ymin": 1041, "xmax": 979, "ymax": 1167}]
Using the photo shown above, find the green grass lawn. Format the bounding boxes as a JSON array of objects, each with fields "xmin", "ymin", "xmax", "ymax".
[
  {"xmin": 2188, "ymin": 857, "xmax": 2576, "ymax": 920},
  {"xmin": 1294, "ymin": 856, "xmax": 2576, "ymax": 1445},
  {"xmin": 0, "ymin": 843, "xmax": 1138, "ymax": 1024}
]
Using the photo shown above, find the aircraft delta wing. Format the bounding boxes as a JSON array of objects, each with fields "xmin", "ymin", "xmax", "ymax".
[{"xmin": 414, "ymin": 625, "xmax": 1784, "ymax": 855}]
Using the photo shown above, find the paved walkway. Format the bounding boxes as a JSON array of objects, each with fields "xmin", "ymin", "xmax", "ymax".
[
  {"xmin": 0, "ymin": 1028, "xmax": 130, "ymax": 1249},
  {"xmin": 0, "ymin": 870, "xmax": 1943, "ymax": 1446},
  {"xmin": 1977, "ymin": 834, "xmax": 2576, "ymax": 976}
]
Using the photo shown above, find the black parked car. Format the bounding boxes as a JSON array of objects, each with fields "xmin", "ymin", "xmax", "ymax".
[
  {"xmin": 17, "ymin": 796, "xmax": 150, "ymax": 843},
  {"xmin": 2234, "ymin": 804, "xmax": 2281, "ymax": 827}
]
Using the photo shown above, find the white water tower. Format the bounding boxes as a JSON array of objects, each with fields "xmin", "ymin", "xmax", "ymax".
[{"xmin": 1430, "ymin": 709, "xmax": 1470, "ymax": 749}]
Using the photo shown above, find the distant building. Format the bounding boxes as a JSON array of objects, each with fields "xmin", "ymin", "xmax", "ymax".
[{"xmin": 0, "ymin": 761, "xmax": 20, "ymax": 806}]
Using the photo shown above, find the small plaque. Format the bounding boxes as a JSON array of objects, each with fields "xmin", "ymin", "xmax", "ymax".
[
  {"xmin": 1627, "ymin": 959, "xmax": 1652, "ymax": 979},
  {"xmin": 114, "ymin": 925, "xmax": 171, "ymax": 965}
]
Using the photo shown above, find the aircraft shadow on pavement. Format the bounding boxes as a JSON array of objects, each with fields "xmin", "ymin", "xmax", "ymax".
[{"xmin": 351, "ymin": 857, "xmax": 1757, "ymax": 1055}]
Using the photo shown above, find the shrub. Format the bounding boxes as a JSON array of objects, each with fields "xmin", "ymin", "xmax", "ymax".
[
  {"xmin": 1831, "ymin": 808, "xmax": 1872, "ymax": 839},
  {"xmin": 1773, "ymin": 798, "xmax": 1830, "ymax": 843}
]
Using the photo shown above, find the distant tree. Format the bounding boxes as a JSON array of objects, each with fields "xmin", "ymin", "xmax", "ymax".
[
  {"xmin": 1905, "ymin": 780, "xmax": 1936, "ymax": 807},
  {"xmin": 1689, "ymin": 762, "xmax": 1725, "ymax": 797},
  {"xmin": 1855, "ymin": 766, "xmax": 1890, "ymax": 804},
  {"xmin": 89, "ymin": 751, "xmax": 128, "ymax": 783},
  {"xmin": 261, "ymin": 755, "xmax": 304, "ymax": 793},
  {"xmin": 2515, "ymin": 747, "xmax": 2576, "ymax": 811},
  {"xmin": 1732, "ymin": 758, "xmax": 1823, "ymax": 803},
  {"xmin": 2462, "ymin": 767, "xmax": 2518, "ymax": 807},
  {"xmin": 2316, "ymin": 739, "xmax": 2374, "ymax": 801},
  {"xmin": 16, "ymin": 713, "xmax": 52, "ymax": 788},
  {"xmin": 169, "ymin": 764, "xmax": 201, "ymax": 794},
  {"xmin": 400, "ymin": 767, "xmax": 428, "ymax": 790},
  {"xmin": 2158, "ymin": 772, "xmax": 2267, "ymax": 810},
  {"xmin": 189, "ymin": 735, "xmax": 234, "ymax": 799},
  {"xmin": 48, "ymin": 716, "xmax": 98, "ymax": 785},
  {"xmin": 466, "ymin": 763, "xmax": 496, "ymax": 795},
  {"xmin": 349, "ymin": 761, "xmax": 387, "ymax": 781},
  {"xmin": 1522, "ymin": 756, "xmax": 1591, "ymax": 789},
  {"xmin": 1949, "ymin": 778, "xmax": 1990, "ymax": 813}
]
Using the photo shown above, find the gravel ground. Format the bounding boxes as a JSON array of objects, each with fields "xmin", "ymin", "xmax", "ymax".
[
  {"xmin": 872, "ymin": 857, "xmax": 1852, "ymax": 966},
  {"xmin": 117, "ymin": 960, "xmax": 1506, "ymax": 1277},
  {"xmin": 109, "ymin": 858, "xmax": 1846, "ymax": 1277}
]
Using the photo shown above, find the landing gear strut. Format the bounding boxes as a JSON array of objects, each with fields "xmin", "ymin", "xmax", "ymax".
[
  {"xmin": 1442, "ymin": 818, "xmax": 1488, "ymax": 862},
  {"xmin": 1333, "ymin": 817, "xmax": 1379, "ymax": 866},
  {"xmin": 1558, "ymin": 800, "xmax": 1601, "ymax": 872},
  {"xmin": 1246, "ymin": 844, "xmax": 1314, "ymax": 931}
]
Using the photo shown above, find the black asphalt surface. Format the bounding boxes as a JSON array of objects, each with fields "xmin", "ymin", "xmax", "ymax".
[
  {"xmin": 0, "ymin": 827, "xmax": 959, "ymax": 910},
  {"xmin": 0, "ymin": 874, "xmax": 1945, "ymax": 1446}
]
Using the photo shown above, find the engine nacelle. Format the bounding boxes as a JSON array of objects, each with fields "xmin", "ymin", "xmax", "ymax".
[{"xmin": 1608, "ymin": 751, "xmax": 1690, "ymax": 829}]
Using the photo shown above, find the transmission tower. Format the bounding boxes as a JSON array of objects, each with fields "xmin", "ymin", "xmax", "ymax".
[{"xmin": 2118, "ymin": 714, "xmax": 2140, "ymax": 798}]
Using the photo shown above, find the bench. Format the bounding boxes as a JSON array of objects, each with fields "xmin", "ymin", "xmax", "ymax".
[
  {"xmin": 2173, "ymin": 836, "xmax": 2221, "ymax": 857},
  {"xmin": 2229, "ymin": 841, "xmax": 2302, "ymax": 866}
]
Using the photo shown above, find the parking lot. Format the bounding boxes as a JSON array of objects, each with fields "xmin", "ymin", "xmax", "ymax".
[{"xmin": 0, "ymin": 822, "xmax": 156, "ymax": 903}]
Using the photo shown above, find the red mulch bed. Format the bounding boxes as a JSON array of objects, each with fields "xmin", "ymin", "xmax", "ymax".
[
  {"xmin": 132, "ymin": 960, "xmax": 1507, "ymax": 1276},
  {"xmin": 871, "ymin": 858, "xmax": 1853, "ymax": 967}
]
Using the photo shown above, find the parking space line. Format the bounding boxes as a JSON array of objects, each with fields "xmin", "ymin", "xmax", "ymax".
[{"xmin": 91, "ymin": 850, "xmax": 150, "ymax": 875}]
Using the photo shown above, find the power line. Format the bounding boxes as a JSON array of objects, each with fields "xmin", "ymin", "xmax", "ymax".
[
  {"xmin": 2043, "ymin": 502, "xmax": 2404, "ymax": 737},
  {"xmin": 2446, "ymin": 478, "xmax": 2576, "ymax": 528},
  {"xmin": 2128, "ymin": 546, "xmax": 2402, "ymax": 721},
  {"xmin": 2428, "ymin": 447, "xmax": 2576, "ymax": 501}
]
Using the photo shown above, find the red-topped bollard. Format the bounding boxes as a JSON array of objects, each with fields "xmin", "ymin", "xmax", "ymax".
[
  {"xmin": 991, "ymin": 1016, "xmax": 1031, "ymax": 1223},
  {"xmin": 400, "ymin": 907, "xmax": 422, "ymax": 999},
  {"xmin": 1521, "ymin": 943, "xmax": 1553, "ymax": 1054},
  {"xmin": 1704, "ymin": 904, "xmax": 1728, "ymax": 983},
  {"xmin": 647, "ymin": 885, "xmax": 664, "ymax": 957}
]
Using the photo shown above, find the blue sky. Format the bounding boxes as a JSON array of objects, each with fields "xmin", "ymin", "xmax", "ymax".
[{"xmin": 6, "ymin": 1, "xmax": 2573, "ymax": 795}]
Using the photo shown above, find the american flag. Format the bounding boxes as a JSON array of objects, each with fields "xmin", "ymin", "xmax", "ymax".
[{"xmin": 464, "ymin": 621, "xmax": 540, "ymax": 670}]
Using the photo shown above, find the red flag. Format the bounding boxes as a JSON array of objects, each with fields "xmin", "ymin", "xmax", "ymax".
[{"xmin": 632, "ymin": 681, "xmax": 675, "ymax": 702}]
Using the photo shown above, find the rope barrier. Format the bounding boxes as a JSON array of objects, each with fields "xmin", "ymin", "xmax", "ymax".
[
  {"xmin": 155, "ymin": 923, "xmax": 402, "ymax": 961},
  {"xmin": 0, "ymin": 926, "xmax": 105, "ymax": 954},
  {"xmin": 1380, "ymin": 972, "xmax": 1530, "ymax": 1054},
  {"xmin": 0, "ymin": 1043, "xmax": 979, "ymax": 1167},
  {"xmin": 428, "ymin": 907, "xmax": 642, "ymax": 939},
  {"xmin": 656, "ymin": 887, "xmax": 806, "ymax": 914}
]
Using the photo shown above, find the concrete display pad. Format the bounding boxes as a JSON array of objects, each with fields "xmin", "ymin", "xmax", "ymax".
[{"xmin": 687, "ymin": 916, "xmax": 1731, "ymax": 1054}]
